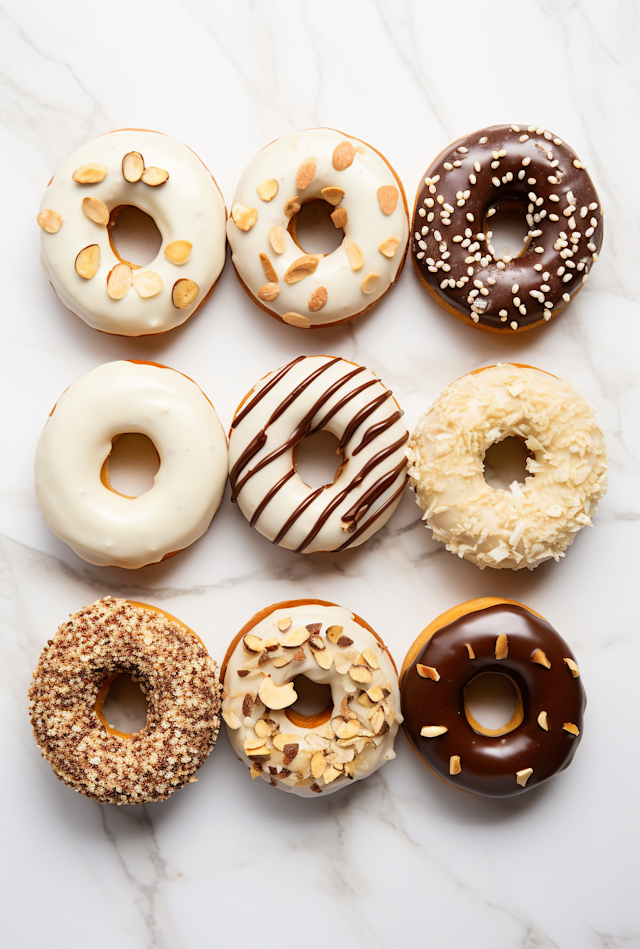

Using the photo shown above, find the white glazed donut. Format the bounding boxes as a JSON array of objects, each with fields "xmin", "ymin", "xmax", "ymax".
[
  {"xmin": 228, "ymin": 355, "xmax": 409, "ymax": 552},
  {"xmin": 227, "ymin": 128, "xmax": 409, "ymax": 328},
  {"xmin": 221, "ymin": 599, "xmax": 402, "ymax": 797},
  {"xmin": 37, "ymin": 129, "xmax": 226, "ymax": 336},
  {"xmin": 34, "ymin": 361, "xmax": 228, "ymax": 568},
  {"xmin": 407, "ymin": 363, "xmax": 608, "ymax": 570}
]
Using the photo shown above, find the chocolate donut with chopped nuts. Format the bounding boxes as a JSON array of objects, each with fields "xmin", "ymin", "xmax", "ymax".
[
  {"xmin": 412, "ymin": 124, "xmax": 603, "ymax": 332},
  {"xmin": 400, "ymin": 598, "xmax": 586, "ymax": 798}
]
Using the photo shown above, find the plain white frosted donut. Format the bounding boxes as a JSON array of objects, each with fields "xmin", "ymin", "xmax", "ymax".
[
  {"xmin": 222, "ymin": 600, "xmax": 402, "ymax": 798},
  {"xmin": 34, "ymin": 361, "xmax": 228, "ymax": 568},
  {"xmin": 38, "ymin": 129, "xmax": 226, "ymax": 336},
  {"xmin": 227, "ymin": 128, "xmax": 409, "ymax": 327},
  {"xmin": 228, "ymin": 355, "xmax": 409, "ymax": 552}
]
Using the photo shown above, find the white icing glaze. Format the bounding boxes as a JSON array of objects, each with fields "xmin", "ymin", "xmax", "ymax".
[
  {"xmin": 227, "ymin": 128, "xmax": 409, "ymax": 327},
  {"xmin": 222, "ymin": 601, "xmax": 402, "ymax": 798},
  {"xmin": 407, "ymin": 364, "xmax": 608, "ymax": 570},
  {"xmin": 38, "ymin": 130, "xmax": 226, "ymax": 336},
  {"xmin": 228, "ymin": 355, "xmax": 408, "ymax": 552},
  {"xmin": 34, "ymin": 361, "xmax": 228, "ymax": 568}
]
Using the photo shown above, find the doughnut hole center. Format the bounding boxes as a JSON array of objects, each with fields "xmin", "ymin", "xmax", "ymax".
[
  {"xmin": 464, "ymin": 672, "xmax": 523, "ymax": 737},
  {"xmin": 101, "ymin": 433, "xmax": 160, "ymax": 499},
  {"xmin": 486, "ymin": 207, "xmax": 530, "ymax": 261},
  {"xmin": 294, "ymin": 430, "xmax": 345, "ymax": 489},
  {"xmin": 288, "ymin": 199, "xmax": 344, "ymax": 256},
  {"xmin": 285, "ymin": 675, "xmax": 333, "ymax": 729},
  {"xmin": 97, "ymin": 673, "xmax": 149, "ymax": 736},
  {"xmin": 483, "ymin": 436, "xmax": 533, "ymax": 491},
  {"xmin": 108, "ymin": 205, "xmax": 162, "ymax": 268}
]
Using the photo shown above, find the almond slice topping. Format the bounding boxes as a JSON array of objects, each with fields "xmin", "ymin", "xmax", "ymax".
[
  {"xmin": 361, "ymin": 272, "xmax": 380, "ymax": 294},
  {"xmin": 284, "ymin": 196, "xmax": 301, "ymax": 217},
  {"xmin": 72, "ymin": 163, "xmax": 108, "ymax": 184},
  {"xmin": 257, "ymin": 282, "xmax": 280, "ymax": 302},
  {"xmin": 326, "ymin": 625, "xmax": 344, "ymax": 645},
  {"xmin": 282, "ymin": 743, "xmax": 299, "ymax": 767},
  {"xmin": 563, "ymin": 722, "xmax": 580, "ymax": 736},
  {"xmin": 281, "ymin": 626, "xmax": 310, "ymax": 648},
  {"xmin": 272, "ymin": 733, "xmax": 299, "ymax": 752},
  {"xmin": 258, "ymin": 676, "xmax": 297, "ymax": 710},
  {"xmin": 222, "ymin": 709, "xmax": 241, "ymax": 730},
  {"xmin": 321, "ymin": 186, "xmax": 345, "ymax": 206},
  {"xmin": 516, "ymin": 767, "xmax": 533, "ymax": 787},
  {"xmin": 82, "ymin": 196, "xmax": 109, "ymax": 226},
  {"xmin": 269, "ymin": 226, "xmax": 286, "ymax": 254},
  {"xmin": 495, "ymin": 633, "xmax": 508, "ymax": 660},
  {"xmin": 537, "ymin": 711, "xmax": 548, "ymax": 731},
  {"xmin": 379, "ymin": 237, "xmax": 400, "ymax": 258},
  {"xmin": 254, "ymin": 719, "xmax": 272, "ymax": 739},
  {"xmin": 465, "ymin": 643, "xmax": 475, "ymax": 659},
  {"xmin": 141, "ymin": 166, "xmax": 169, "ymax": 186},
  {"xmin": 531, "ymin": 648, "xmax": 551, "ymax": 669},
  {"xmin": 74, "ymin": 244, "xmax": 100, "ymax": 279},
  {"xmin": 243, "ymin": 634, "xmax": 264, "ymax": 654},
  {"xmin": 122, "ymin": 151, "xmax": 144, "ymax": 183},
  {"xmin": 232, "ymin": 203, "xmax": 258, "ymax": 230},
  {"xmin": 272, "ymin": 654, "xmax": 294, "ymax": 668},
  {"xmin": 416, "ymin": 664, "xmax": 440, "ymax": 681},
  {"xmin": 278, "ymin": 617, "xmax": 292, "ymax": 631},
  {"xmin": 296, "ymin": 160, "xmax": 317, "ymax": 190},
  {"xmin": 323, "ymin": 765, "xmax": 342, "ymax": 784},
  {"xmin": 308, "ymin": 286, "xmax": 328, "ymax": 312},
  {"xmin": 449, "ymin": 755, "xmax": 462, "ymax": 775},
  {"xmin": 334, "ymin": 719, "xmax": 360, "ymax": 740},
  {"xmin": 420, "ymin": 726, "xmax": 448, "ymax": 738},
  {"xmin": 259, "ymin": 252, "xmax": 278, "ymax": 283},
  {"xmin": 257, "ymin": 178, "xmax": 279, "ymax": 201},
  {"xmin": 331, "ymin": 207, "xmax": 347, "ymax": 228},
  {"xmin": 164, "ymin": 240, "xmax": 192, "ymax": 265},
  {"xmin": 172, "ymin": 278, "xmax": 199, "ymax": 309},
  {"xmin": 132, "ymin": 270, "xmax": 163, "ymax": 298},
  {"xmin": 344, "ymin": 239, "xmax": 364, "ymax": 271},
  {"xmin": 367, "ymin": 685, "xmax": 385, "ymax": 703},
  {"xmin": 313, "ymin": 649, "xmax": 333, "ymax": 671},
  {"xmin": 37, "ymin": 209, "xmax": 63, "ymax": 233},
  {"xmin": 332, "ymin": 141, "xmax": 355, "ymax": 171},
  {"xmin": 106, "ymin": 262, "xmax": 132, "ymax": 299},
  {"xmin": 377, "ymin": 185, "xmax": 399, "ymax": 215},
  {"xmin": 284, "ymin": 255, "xmax": 320, "ymax": 284},
  {"xmin": 563, "ymin": 658, "xmax": 580, "ymax": 677},
  {"xmin": 243, "ymin": 739, "xmax": 271, "ymax": 758},
  {"xmin": 348, "ymin": 664, "xmax": 373, "ymax": 684},
  {"xmin": 311, "ymin": 751, "xmax": 326, "ymax": 779},
  {"xmin": 361, "ymin": 647, "xmax": 380, "ymax": 670}
]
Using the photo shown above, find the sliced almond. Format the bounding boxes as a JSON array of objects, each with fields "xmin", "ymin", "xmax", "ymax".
[
  {"xmin": 296, "ymin": 160, "xmax": 316, "ymax": 190},
  {"xmin": 284, "ymin": 196, "xmax": 301, "ymax": 218},
  {"xmin": 495, "ymin": 633, "xmax": 509, "ymax": 660},
  {"xmin": 334, "ymin": 653, "xmax": 355, "ymax": 675},
  {"xmin": 172, "ymin": 278, "xmax": 199, "ymax": 309},
  {"xmin": 277, "ymin": 616, "xmax": 292, "ymax": 631},
  {"xmin": 323, "ymin": 765, "xmax": 342, "ymax": 784},
  {"xmin": 231, "ymin": 203, "xmax": 258, "ymax": 230},
  {"xmin": 516, "ymin": 767, "xmax": 533, "ymax": 787},
  {"xmin": 282, "ymin": 312, "xmax": 312, "ymax": 328},
  {"xmin": 361, "ymin": 648, "xmax": 380, "ymax": 670},
  {"xmin": 107, "ymin": 262, "xmax": 132, "ymax": 299},
  {"xmin": 420, "ymin": 725, "xmax": 448, "ymax": 738},
  {"xmin": 269, "ymin": 226, "xmax": 287, "ymax": 254},
  {"xmin": 361, "ymin": 271, "xmax": 380, "ymax": 295},
  {"xmin": 332, "ymin": 140, "xmax": 355, "ymax": 171},
  {"xmin": 537, "ymin": 711, "xmax": 548, "ymax": 731},
  {"xmin": 311, "ymin": 751, "xmax": 326, "ymax": 779},
  {"xmin": 122, "ymin": 151, "xmax": 144, "ymax": 183},
  {"xmin": 272, "ymin": 733, "xmax": 298, "ymax": 752},
  {"xmin": 367, "ymin": 685, "xmax": 385, "ymax": 703},
  {"xmin": 308, "ymin": 286, "xmax": 328, "ymax": 311},
  {"xmin": 465, "ymin": 643, "xmax": 475, "ymax": 659},
  {"xmin": 321, "ymin": 186, "xmax": 344, "ymax": 206},
  {"xmin": 250, "ymin": 762, "xmax": 263, "ymax": 779},
  {"xmin": 258, "ymin": 676, "xmax": 297, "ymax": 710},
  {"xmin": 281, "ymin": 626, "xmax": 310, "ymax": 648},
  {"xmin": 257, "ymin": 178, "xmax": 278, "ymax": 201},
  {"xmin": 416, "ymin": 664, "xmax": 440, "ymax": 682},
  {"xmin": 563, "ymin": 658, "xmax": 580, "ymax": 677},
  {"xmin": 357, "ymin": 692, "xmax": 375, "ymax": 708},
  {"xmin": 75, "ymin": 244, "xmax": 100, "ymax": 279},
  {"xmin": 259, "ymin": 252, "xmax": 278, "ymax": 283},
  {"xmin": 257, "ymin": 282, "xmax": 280, "ymax": 302},
  {"xmin": 331, "ymin": 207, "xmax": 347, "ymax": 228},
  {"xmin": 282, "ymin": 743, "xmax": 299, "ymax": 766},
  {"xmin": 379, "ymin": 237, "xmax": 399, "ymax": 258},
  {"xmin": 37, "ymin": 209, "xmax": 63, "ymax": 233},
  {"xmin": 334, "ymin": 719, "xmax": 360, "ymax": 740},
  {"xmin": 531, "ymin": 648, "xmax": 551, "ymax": 669},
  {"xmin": 243, "ymin": 738, "xmax": 270, "ymax": 759},
  {"xmin": 340, "ymin": 696, "xmax": 356, "ymax": 721},
  {"xmin": 72, "ymin": 162, "xmax": 107, "ymax": 184},
  {"xmin": 284, "ymin": 254, "xmax": 320, "ymax": 284},
  {"xmin": 164, "ymin": 240, "xmax": 192, "ymax": 265},
  {"xmin": 348, "ymin": 664, "xmax": 373, "ymax": 685},
  {"xmin": 306, "ymin": 734, "xmax": 331, "ymax": 752},
  {"xmin": 449, "ymin": 755, "xmax": 462, "ymax": 775},
  {"xmin": 263, "ymin": 638, "xmax": 279, "ymax": 652},
  {"xmin": 370, "ymin": 708, "xmax": 386, "ymax": 734},
  {"xmin": 82, "ymin": 196, "xmax": 109, "ymax": 226},
  {"xmin": 377, "ymin": 185, "xmax": 399, "ymax": 215},
  {"xmin": 132, "ymin": 270, "xmax": 163, "ymax": 298},
  {"xmin": 313, "ymin": 649, "xmax": 333, "ymax": 671},
  {"xmin": 292, "ymin": 649, "xmax": 306, "ymax": 662},
  {"xmin": 141, "ymin": 166, "xmax": 169, "ymax": 186},
  {"xmin": 563, "ymin": 722, "xmax": 580, "ymax": 736},
  {"xmin": 344, "ymin": 239, "xmax": 364, "ymax": 271},
  {"xmin": 325, "ymin": 626, "xmax": 347, "ymax": 646},
  {"xmin": 272, "ymin": 654, "xmax": 294, "ymax": 669},
  {"xmin": 243, "ymin": 634, "xmax": 264, "ymax": 655},
  {"xmin": 222, "ymin": 709, "xmax": 241, "ymax": 730},
  {"xmin": 254, "ymin": 719, "xmax": 272, "ymax": 739}
]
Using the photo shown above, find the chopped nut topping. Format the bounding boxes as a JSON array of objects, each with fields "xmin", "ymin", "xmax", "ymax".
[
  {"xmin": 331, "ymin": 207, "xmax": 347, "ymax": 228},
  {"xmin": 250, "ymin": 762, "xmax": 263, "ymax": 779},
  {"xmin": 416, "ymin": 664, "xmax": 440, "ymax": 681},
  {"xmin": 122, "ymin": 151, "xmax": 144, "ymax": 183},
  {"xmin": 563, "ymin": 722, "xmax": 580, "ymax": 736},
  {"xmin": 257, "ymin": 178, "xmax": 279, "ymax": 201},
  {"xmin": 284, "ymin": 254, "xmax": 321, "ymax": 284},
  {"xmin": 326, "ymin": 625, "xmax": 344, "ymax": 644},
  {"xmin": 107, "ymin": 262, "xmax": 132, "ymax": 299},
  {"xmin": 321, "ymin": 186, "xmax": 345, "ymax": 206},
  {"xmin": 164, "ymin": 240, "xmax": 192, "ymax": 265},
  {"xmin": 222, "ymin": 709, "xmax": 241, "ymax": 730},
  {"xmin": 284, "ymin": 196, "xmax": 301, "ymax": 217},
  {"xmin": 243, "ymin": 634, "xmax": 264, "ymax": 654},
  {"xmin": 242, "ymin": 692, "xmax": 255, "ymax": 717},
  {"xmin": 357, "ymin": 692, "xmax": 374, "ymax": 708},
  {"xmin": 311, "ymin": 751, "xmax": 326, "ymax": 778},
  {"xmin": 258, "ymin": 676, "xmax": 297, "ymax": 710},
  {"xmin": 361, "ymin": 272, "xmax": 380, "ymax": 294},
  {"xmin": 563, "ymin": 658, "xmax": 580, "ymax": 677},
  {"xmin": 281, "ymin": 626, "xmax": 310, "ymax": 648},
  {"xmin": 257, "ymin": 282, "xmax": 280, "ymax": 302},
  {"xmin": 82, "ymin": 196, "xmax": 109, "ymax": 226},
  {"xmin": 141, "ymin": 166, "xmax": 169, "ymax": 186},
  {"xmin": 243, "ymin": 738, "xmax": 270, "ymax": 759},
  {"xmin": 312, "ymin": 648, "xmax": 333, "ymax": 671},
  {"xmin": 308, "ymin": 286, "xmax": 328, "ymax": 312},
  {"xmin": 282, "ymin": 312, "xmax": 312, "ymax": 328},
  {"xmin": 420, "ymin": 725, "xmax": 449, "ymax": 738},
  {"xmin": 361, "ymin": 648, "xmax": 380, "ymax": 670},
  {"xmin": 332, "ymin": 141, "xmax": 355, "ymax": 171},
  {"xmin": 370, "ymin": 707, "xmax": 386, "ymax": 734},
  {"xmin": 292, "ymin": 649, "xmax": 306, "ymax": 662},
  {"xmin": 272, "ymin": 733, "xmax": 298, "ymax": 752},
  {"xmin": 379, "ymin": 237, "xmax": 399, "ymax": 257},
  {"xmin": 269, "ymin": 226, "xmax": 287, "ymax": 254},
  {"xmin": 296, "ymin": 160, "xmax": 317, "ymax": 190},
  {"xmin": 254, "ymin": 719, "xmax": 272, "ymax": 739},
  {"xmin": 72, "ymin": 162, "xmax": 108, "ymax": 184},
  {"xmin": 348, "ymin": 664, "xmax": 373, "ymax": 684},
  {"xmin": 75, "ymin": 244, "xmax": 100, "ymax": 279},
  {"xmin": 377, "ymin": 185, "xmax": 399, "ymax": 215},
  {"xmin": 272, "ymin": 654, "xmax": 293, "ymax": 668},
  {"xmin": 340, "ymin": 696, "xmax": 356, "ymax": 721},
  {"xmin": 172, "ymin": 278, "xmax": 199, "ymax": 309},
  {"xmin": 537, "ymin": 711, "xmax": 548, "ymax": 731},
  {"xmin": 516, "ymin": 767, "xmax": 533, "ymax": 787},
  {"xmin": 334, "ymin": 719, "xmax": 360, "ymax": 740},
  {"xmin": 344, "ymin": 239, "xmax": 364, "ymax": 270},
  {"xmin": 367, "ymin": 685, "xmax": 385, "ymax": 703},
  {"xmin": 531, "ymin": 648, "xmax": 551, "ymax": 669},
  {"xmin": 132, "ymin": 270, "xmax": 163, "ymax": 298},
  {"xmin": 283, "ymin": 743, "xmax": 299, "ymax": 766},
  {"xmin": 449, "ymin": 755, "xmax": 462, "ymax": 775},
  {"xmin": 232, "ymin": 203, "xmax": 258, "ymax": 230},
  {"xmin": 495, "ymin": 633, "xmax": 509, "ymax": 660},
  {"xmin": 465, "ymin": 643, "xmax": 475, "ymax": 659},
  {"xmin": 263, "ymin": 638, "xmax": 279, "ymax": 652},
  {"xmin": 37, "ymin": 209, "xmax": 63, "ymax": 233},
  {"xmin": 278, "ymin": 617, "xmax": 292, "ymax": 631},
  {"xmin": 259, "ymin": 252, "xmax": 278, "ymax": 283}
]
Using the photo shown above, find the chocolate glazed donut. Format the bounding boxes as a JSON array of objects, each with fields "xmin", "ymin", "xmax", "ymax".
[
  {"xmin": 400, "ymin": 599, "xmax": 586, "ymax": 798},
  {"xmin": 412, "ymin": 124, "xmax": 603, "ymax": 332}
]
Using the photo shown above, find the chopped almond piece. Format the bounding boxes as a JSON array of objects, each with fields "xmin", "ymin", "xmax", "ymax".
[
  {"xmin": 377, "ymin": 185, "xmax": 399, "ymax": 215},
  {"xmin": 284, "ymin": 255, "xmax": 320, "ymax": 283},
  {"xmin": 296, "ymin": 160, "xmax": 317, "ymax": 190},
  {"xmin": 563, "ymin": 658, "xmax": 580, "ymax": 677},
  {"xmin": 257, "ymin": 282, "xmax": 280, "ymax": 302},
  {"xmin": 258, "ymin": 676, "xmax": 297, "ymax": 710},
  {"xmin": 416, "ymin": 664, "xmax": 440, "ymax": 681},
  {"xmin": 326, "ymin": 625, "xmax": 344, "ymax": 645},
  {"xmin": 449, "ymin": 755, "xmax": 462, "ymax": 775},
  {"xmin": 74, "ymin": 244, "xmax": 100, "ymax": 279},
  {"xmin": 72, "ymin": 163, "xmax": 108, "ymax": 184},
  {"xmin": 531, "ymin": 649, "xmax": 551, "ymax": 669},
  {"xmin": 537, "ymin": 711, "xmax": 548, "ymax": 731},
  {"xmin": 516, "ymin": 767, "xmax": 533, "ymax": 787},
  {"xmin": 495, "ymin": 633, "xmax": 508, "ymax": 660},
  {"xmin": 243, "ymin": 634, "xmax": 263, "ymax": 654},
  {"xmin": 172, "ymin": 278, "xmax": 199, "ymax": 309},
  {"xmin": 259, "ymin": 252, "xmax": 278, "ymax": 283},
  {"xmin": 563, "ymin": 722, "xmax": 580, "ymax": 736},
  {"xmin": 344, "ymin": 239, "xmax": 364, "ymax": 270},
  {"xmin": 122, "ymin": 151, "xmax": 144, "ymax": 183},
  {"xmin": 379, "ymin": 237, "xmax": 399, "ymax": 257},
  {"xmin": 308, "ymin": 286, "xmax": 328, "ymax": 312},
  {"xmin": 269, "ymin": 226, "xmax": 287, "ymax": 254},
  {"xmin": 231, "ymin": 203, "xmax": 258, "ymax": 230},
  {"xmin": 321, "ymin": 186, "xmax": 344, "ymax": 206},
  {"xmin": 420, "ymin": 725, "xmax": 448, "ymax": 738},
  {"xmin": 222, "ymin": 709, "xmax": 241, "ymax": 730},
  {"xmin": 332, "ymin": 141, "xmax": 355, "ymax": 171},
  {"xmin": 132, "ymin": 270, "xmax": 163, "ymax": 298},
  {"xmin": 37, "ymin": 209, "xmax": 63, "ymax": 233},
  {"xmin": 278, "ymin": 617, "xmax": 292, "ymax": 631},
  {"xmin": 361, "ymin": 272, "xmax": 380, "ymax": 294},
  {"xmin": 465, "ymin": 643, "xmax": 475, "ymax": 659},
  {"xmin": 82, "ymin": 196, "xmax": 109, "ymax": 226},
  {"xmin": 311, "ymin": 751, "xmax": 326, "ymax": 779},
  {"xmin": 257, "ymin": 178, "xmax": 278, "ymax": 201},
  {"xmin": 141, "ymin": 166, "xmax": 169, "ymax": 186},
  {"xmin": 164, "ymin": 240, "xmax": 192, "ymax": 265},
  {"xmin": 331, "ymin": 207, "xmax": 347, "ymax": 228},
  {"xmin": 107, "ymin": 262, "xmax": 132, "ymax": 299},
  {"xmin": 284, "ymin": 196, "xmax": 301, "ymax": 217}
]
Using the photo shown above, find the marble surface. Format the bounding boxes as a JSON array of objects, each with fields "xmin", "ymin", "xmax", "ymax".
[{"xmin": 1, "ymin": 1, "xmax": 638, "ymax": 946}]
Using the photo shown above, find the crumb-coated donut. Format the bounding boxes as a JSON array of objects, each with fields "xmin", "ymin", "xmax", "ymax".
[
  {"xmin": 411, "ymin": 123, "xmax": 603, "ymax": 333},
  {"xmin": 37, "ymin": 129, "xmax": 226, "ymax": 336},
  {"xmin": 220, "ymin": 599, "xmax": 402, "ymax": 797},
  {"xmin": 28, "ymin": 597, "xmax": 221, "ymax": 805},
  {"xmin": 400, "ymin": 597, "xmax": 586, "ymax": 798},
  {"xmin": 407, "ymin": 363, "xmax": 607, "ymax": 569},
  {"xmin": 227, "ymin": 128, "xmax": 409, "ymax": 328}
]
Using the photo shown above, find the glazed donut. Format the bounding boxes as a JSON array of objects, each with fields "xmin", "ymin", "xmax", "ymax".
[
  {"xmin": 37, "ymin": 129, "xmax": 226, "ymax": 336},
  {"xmin": 407, "ymin": 363, "xmax": 607, "ymax": 570},
  {"xmin": 34, "ymin": 360, "xmax": 228, "ymax": 568},
  {"xmin": 400, "ymin": 598, "xmax": 586, "ymax": 798},
  {"xmin": 29, "ymin": 597, "xmax": 221, "ymax": 804},
  {"xmin": 411, "ymin": 123, "xmax": 603, "ymax": 333},
  {"xmin": 228, "ymin": 355, "xmax": 408, "ymax": 552},
  {"xmin": 227, "ymin": 128, "xmax": 409, "ymax": 328},
  {"xmin": 221, "ymin": 599, "xmax": 402, "ymax": 797}
]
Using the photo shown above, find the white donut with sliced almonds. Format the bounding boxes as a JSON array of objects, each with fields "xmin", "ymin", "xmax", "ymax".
[
  {"xmin": 227, "ymin": 128, "xmax": 409, "ymax": 328},
  {"xmin": 221, "ymin": 600, "xmax": 402, "ymax": 797},
  {"xmin": 37, "ymin": 129, "xmax": 226, "ymax": 336}
]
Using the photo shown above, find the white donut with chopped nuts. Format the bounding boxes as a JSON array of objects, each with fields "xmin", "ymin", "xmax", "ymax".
[
  {"xmin": 407, "ymin": 363, "xmax": 608, "ymax": 570},
  {"xmin": 227, "ymin": 128, "xmax": 409, "ymax": 328},
  {"xmin": 221, "ymin": 600, "xmax": 402, "ymax": 797},
  {"xmin": 37, "ymin": 129, "xmax": 226, "ymax": 336}
]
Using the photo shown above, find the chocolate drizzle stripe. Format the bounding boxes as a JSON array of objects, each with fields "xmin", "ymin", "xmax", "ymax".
[
  {"xmin": 341, "ymin": 454, "xmax": 408, "ymax": 528},
  {"xmin": 273, "ymin": 485, "xmax": 325, "ymax": 546},
  {"xmin": 250, "ymin": 468, "xmax": 295, "ymax": 528},
  {"xmin": 231, "ymin": 356, "xmax": 306, "ymax": 429},
  {"xmin": 352, "ymin": 410, "xmax": 404, "ymax": 456},
  {"xmin": 267, "ymin": 357, "xmax": 341, "ymax": 427},
  {"xmin": 307, "ymin": 378, "xmax": 380, "ymax": 436},
  {"xmin": 229, "ymin": 431, "xmax": 267, "ymax": 494},
  {"xmin": 335, "ymin": 474, "xmax": 409, "ymax": 552},
  {"xmin": 337, "ymin": 391, "xmax": 393, "ymax": 453}
]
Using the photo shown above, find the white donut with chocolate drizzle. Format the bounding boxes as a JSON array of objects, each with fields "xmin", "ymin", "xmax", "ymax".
[
  {"xmin": 228, "ymin": 355, "xmax": 408, "ymax": 552},
  {"xmin": 227, "ymin": 128, "xmax": 409, "ymax": 328}
]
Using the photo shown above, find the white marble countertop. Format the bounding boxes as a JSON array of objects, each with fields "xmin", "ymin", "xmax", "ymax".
[{"xmin": 1, "ymin": 1, "xmax": 638, "ymax": 947}]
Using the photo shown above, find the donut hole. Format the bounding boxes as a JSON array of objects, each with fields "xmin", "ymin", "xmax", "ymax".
[
  {"xmin": 96, "ymin": 672, "xmax": 149, "ymax": 736},
  {"xmin": 464, "ymin": 672, "xmax": 523, "ymax": 737},
  {"xmin": 294, "ymin": 430, "xmax": 344, "ymax": 489},
  {"xmin": 101, "ymin": 433, "xmax": 160, "ymax": 499},
  {"xmin": 285, "ymin": 675, "xmax": 333, "ymax": 729},
  {"xmin": 486, "ymin": 207, "xmax": 530, "ymax": 260},
  {"xmin": 483, "ymin": 436, "xmax": 533, "ymax": 490},
  {"xmin": 288, "ymin": 199, "xmax": 344, "ymax": 256},
  {"xmin": 108, "ymin": 205, "xmax": 163, "ymax": 268}
]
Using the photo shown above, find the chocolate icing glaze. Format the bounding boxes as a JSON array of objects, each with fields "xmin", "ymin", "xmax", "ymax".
[
  {"xmin": 401, "ymin": 605, "xmax": 586, "ymax": 798},
  {"xmin": 412, "ymin": 124, "xmax": 603, "ymax": 331}
]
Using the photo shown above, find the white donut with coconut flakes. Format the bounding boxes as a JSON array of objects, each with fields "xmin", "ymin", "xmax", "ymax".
[
  {"xmin": 34, "ymin": 361, "xmax": 228, "ymax": 568},
  {"xmin": 37, "ymin": 129, "xmax": 226, "ymax": 336},
  {"xmin": 227, "ymin": 128, "xmax": 409, "ymax": 328}
]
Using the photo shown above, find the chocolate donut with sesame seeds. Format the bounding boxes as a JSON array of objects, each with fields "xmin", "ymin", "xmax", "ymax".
[{"xmin": 411, "ymin": 124, "xmax": 603, "ymax": 333}]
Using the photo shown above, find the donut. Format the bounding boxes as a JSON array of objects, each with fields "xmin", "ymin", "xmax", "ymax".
[
  {"xmin": 28, "ymin": 597, "xmax": 221, "ymax": 804},
  {"xmin": 227, "ymin": 128, "xmax": 409, "ymax": 328},
  {"xmin": 34, "ymin": 360, "xmax": 228, "ymax": 568},
  {"xmin": 220, "ymin": 599, "xmax": 402, "ymax": 796},
  {"xmin": 37, "ymin": 129, "xmax": 226, "ymax": 336},
  {"xmin": 411, "ymin": 123, "xmax": 603, "ymax": 333},
  {"xmin": 400, "ymin": 597, "xmax": 586, "ymax": 798},
  {"xmin": 407, "ymin": 363, "xmax": 607, "ymax": 569},
  {"xmin": 228, "ymin": 355, "xmax": 408, "ymax": 552}
]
